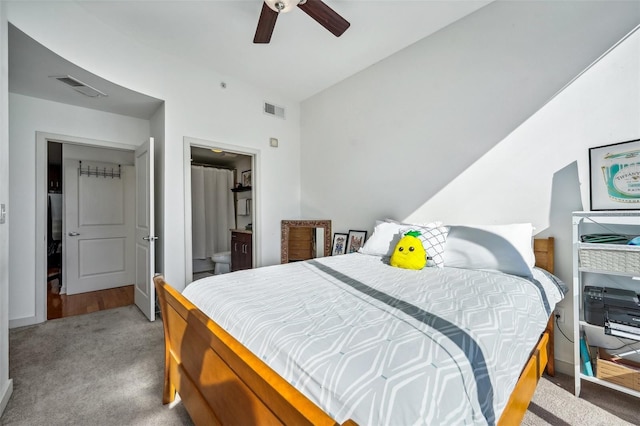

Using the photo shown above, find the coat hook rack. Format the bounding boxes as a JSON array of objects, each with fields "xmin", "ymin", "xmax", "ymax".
[{"xmin": 78, "ymin": 161, "xmax": 122, "ymax": 179}]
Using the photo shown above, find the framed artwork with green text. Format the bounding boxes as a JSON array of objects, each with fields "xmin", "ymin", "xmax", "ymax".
[{"xmin": 589, "ymin": 139, "xmax": 640, "ymax": 211}]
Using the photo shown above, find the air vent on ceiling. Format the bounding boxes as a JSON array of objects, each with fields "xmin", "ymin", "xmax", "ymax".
[
  {"xmin": 51, "ymin": 75, "xmax": 108, "ymax": 98},
  {"xmin": 264, "ymin": 102, "xmax": 285, "ymax": 119}
]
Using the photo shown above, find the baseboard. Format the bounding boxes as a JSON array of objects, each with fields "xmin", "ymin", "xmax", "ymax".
[
  {"xmin": 553, "ymin": 358, "xmax": 574, "ymax": 376},
  {"xmin": 0, "ymin": 378, "xmax": 13, "ymax": 416},
  {"xmin": 9, "ymin": 315, "xmax": 39, "ymax": 329}
]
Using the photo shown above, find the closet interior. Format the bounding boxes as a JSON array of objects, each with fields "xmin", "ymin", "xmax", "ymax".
[{"xmin": 47, "ymin": 142, "xmax": 63, "ymax": 300}]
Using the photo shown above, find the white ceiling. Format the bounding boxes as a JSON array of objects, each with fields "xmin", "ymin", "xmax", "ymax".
[
  {"xmin": 8, "ymin": 24, "xmax": 164, "ymax": 120},
  {"xmin": 8, "ymin": 1, "xmax": 492, "ymax": 119}
]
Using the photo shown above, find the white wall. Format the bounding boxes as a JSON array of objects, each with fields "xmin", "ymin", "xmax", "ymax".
[
  {"xmin": 0, "ymin": 1, "xmax": 14, "ymax": 417},
  {"xmin": 301, "ymin": 1, "xmax": 640, "ymax": 372},
  {"xmin": 301, "ymin": 1, "xmax": 640, "ymax": 230},
  {"xmin": 7, "ymin": 2, "xmax": 302, "ymax": 294},
  {"xmin": 421, "ymin": 27, "xmax": 640, "ymax": 371},
  {"xmin": 8, "ymin": 93, "xmax": 150, "ymax": 324}
]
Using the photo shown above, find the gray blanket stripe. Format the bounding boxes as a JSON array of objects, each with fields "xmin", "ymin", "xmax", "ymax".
[
  {"xmin": 536, "ymin": 268, "xmax": 569, "ymax": 297},
  {"xmin": 308, "ymin": 260, "xmax": 496, "ymax": 425},
  {"xmin": 529, "ymin": 268, "xmax": 568, "ymax": 317},
  {"xmin": 527, "ymin": 277, "xmax": 551, "ymax": 317}
]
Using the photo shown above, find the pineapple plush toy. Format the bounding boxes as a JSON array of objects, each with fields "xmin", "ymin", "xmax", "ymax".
[{"xmin": 390, "ymin": 230, "xmax": 427, "ymax": 270}]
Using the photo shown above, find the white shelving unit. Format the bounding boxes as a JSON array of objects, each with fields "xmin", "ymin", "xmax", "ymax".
[{"xmin": 572, "ymin": 211, "xmax": 640, "ymax": 398}]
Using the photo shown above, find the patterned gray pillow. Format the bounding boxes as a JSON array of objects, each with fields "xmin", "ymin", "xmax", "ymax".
[{"xmin": 400, "ymin": 225, "xmax": 450, "ymax": 267}]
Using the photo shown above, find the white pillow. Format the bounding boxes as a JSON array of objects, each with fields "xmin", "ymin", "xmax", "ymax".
[
  {"xmin": 359, "ymin": 220, "xmax": 442, "ymax": 257},
  {"xmin": 443, "ymin": 223, "xmax": 535, "ymax": 277},
  {"xmin": 359, "ymin": 221, "xmax": 408, "ymax": 257}
]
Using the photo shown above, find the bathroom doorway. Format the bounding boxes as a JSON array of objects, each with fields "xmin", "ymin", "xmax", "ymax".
[{"xmin": 185, "ymin": 141, "xmax": 256, "ymax": 283}]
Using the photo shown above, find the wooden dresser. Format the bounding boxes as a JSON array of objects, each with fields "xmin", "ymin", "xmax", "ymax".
[{"xmin": 231, "ymin": 230, "xmax": 252, "ymax": 272}]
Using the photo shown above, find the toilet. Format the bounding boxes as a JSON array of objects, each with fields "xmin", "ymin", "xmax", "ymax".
[{"xmin": 211, "ymin": 251, "xmax": 231, "ymax": 275}]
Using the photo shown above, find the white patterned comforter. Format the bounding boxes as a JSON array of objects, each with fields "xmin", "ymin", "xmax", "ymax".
[{"xmin": 182, "ymin": 253, "xmax": 566, "ymax": 426}]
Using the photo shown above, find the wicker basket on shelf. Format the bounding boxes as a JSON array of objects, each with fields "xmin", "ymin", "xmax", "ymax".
[
  {"xmin": 596, "ymin": 348, "xmax": 640, "ymax": 391},
  {"xmin": 578, "ymin": 243, "xmax": 640, "ymax": 275}
]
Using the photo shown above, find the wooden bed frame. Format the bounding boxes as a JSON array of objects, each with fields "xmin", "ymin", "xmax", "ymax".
[{"xmin": 154, "ymin": 237, "xmax": 555, "ymax": 426}]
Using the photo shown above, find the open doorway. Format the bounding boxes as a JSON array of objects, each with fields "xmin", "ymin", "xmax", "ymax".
[
  {"xmin": 183, "ymin": 138, "xmax": 258, "ymax": 284},
  {"xmin": 39, "ymin": 136, "xmax": 139, "ymax": 321}
]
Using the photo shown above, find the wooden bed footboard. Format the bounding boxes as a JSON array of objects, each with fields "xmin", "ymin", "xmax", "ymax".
[
  {"xmin": 154, "ymin": 275, "xmax": 355, "ymax": 426},
  {"xmin": 154, "ymin": 236, "xmax": 557, "ymax": 425},
  {"xmin": 498, "ymin": 236, "xmax": 556, "ymax": 425},
  {"xmin": 497, "ymin": 315, "xmax": 553, "ymax": 426},
  {"xmin": 534, "ymin": 236, "xmax": 556, "ymax": 378}
]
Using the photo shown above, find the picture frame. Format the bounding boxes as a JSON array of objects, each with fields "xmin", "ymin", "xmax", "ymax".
[
  {"xmin": 346, "ymin": 230, "xmax": 368, "ymax": 254},
  {"xmin": 589, "ymin": 139, "xmax": 640, "ymax": 211},
  {"xmin": 241, "ymin": 169, "xmax": 252, "ymax": 187},
  {"xmin": 331, "ymin": 233, "xmax": 348, "ymax": 256}
]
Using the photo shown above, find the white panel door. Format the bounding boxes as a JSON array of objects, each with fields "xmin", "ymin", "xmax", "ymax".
[
  {"xmin": 64, "ymin": 160, "xmax": 135, "ymax": 295},
  {"xmin": 135, "ymin": 138, "xmax": 156, "ymax": 321}
]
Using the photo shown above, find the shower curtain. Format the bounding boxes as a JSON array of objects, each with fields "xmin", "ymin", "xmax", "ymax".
[{"xmin": 191, "ymin": 166, "xmax": 235, "ymax": 260}]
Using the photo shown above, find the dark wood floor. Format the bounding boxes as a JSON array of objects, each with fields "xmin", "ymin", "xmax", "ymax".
[{"xmin": 47, "ymin": 276, "xmax": 134, "ymax": 320}]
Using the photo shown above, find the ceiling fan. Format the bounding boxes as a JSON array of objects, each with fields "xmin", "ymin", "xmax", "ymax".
[{"xmin": 254, "ymin": 0, "xmax": 350, "ymax": 44}]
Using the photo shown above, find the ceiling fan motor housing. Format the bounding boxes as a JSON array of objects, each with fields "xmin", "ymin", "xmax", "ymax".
[{"xmin": 266, "ymin": 0, "xmax": 296, "ymax": 13}]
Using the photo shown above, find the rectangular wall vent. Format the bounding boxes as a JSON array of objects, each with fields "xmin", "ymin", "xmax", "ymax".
[
  {"xmin": 56, "ymin": 76, "xmax": 84, "ymax": 87},
  {"xmin": 264, "ymin": 102, "xmax": 285, "ymax": 119},
  {"xmin": 51, "ymin": 75, "xmax": 108, "ymax": 98}
]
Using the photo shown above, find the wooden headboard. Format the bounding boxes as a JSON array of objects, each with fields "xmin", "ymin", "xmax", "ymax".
[{"xmin": 534, "ymin": 237, "xmax": 554, "ymax": 274}]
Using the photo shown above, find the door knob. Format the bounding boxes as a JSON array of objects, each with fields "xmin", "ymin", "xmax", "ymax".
[
  {"xmin": 143, "ymin": 236, "xmax": 158, "ymax": 241},
  {"xmin": 68, "ymin": 232, "xmax": 80, "ymax": 236}
]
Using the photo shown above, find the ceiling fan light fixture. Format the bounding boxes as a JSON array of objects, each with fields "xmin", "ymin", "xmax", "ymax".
[{"xmin": 265, "ymin": 0, "xmax": 297, "ymax": 13}]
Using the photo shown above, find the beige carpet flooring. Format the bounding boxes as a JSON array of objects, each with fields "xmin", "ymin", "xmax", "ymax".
[
  {"xmin": 525, "ymin": 370, "xmax": 639, "ymax": 425},
  {"xmin": 1, "ymin": 306, "xmax": 192, "ymax": 426}
]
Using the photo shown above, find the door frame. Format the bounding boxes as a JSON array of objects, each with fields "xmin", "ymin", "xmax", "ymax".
[
  {"xmin": 182, "ymin": 136, "xmax": 260, "ymax": 285},
  {"xmin": 35, "ymin": 131, "xmax": 137, "ymax": 324}
]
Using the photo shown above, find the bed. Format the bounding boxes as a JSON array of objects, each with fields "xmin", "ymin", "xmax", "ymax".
[{"xmin": 155, "ymin": 231, "xmax": 564, "ymax": 426}]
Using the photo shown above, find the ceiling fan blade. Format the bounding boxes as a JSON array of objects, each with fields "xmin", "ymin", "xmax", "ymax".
[
  {"xmin": 254, "ymin": 2, "xmax": 279, "ymax": 44},
  {"xmin": 298, "ymin": 0, "xmax": 350, "ymax": 37}
]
